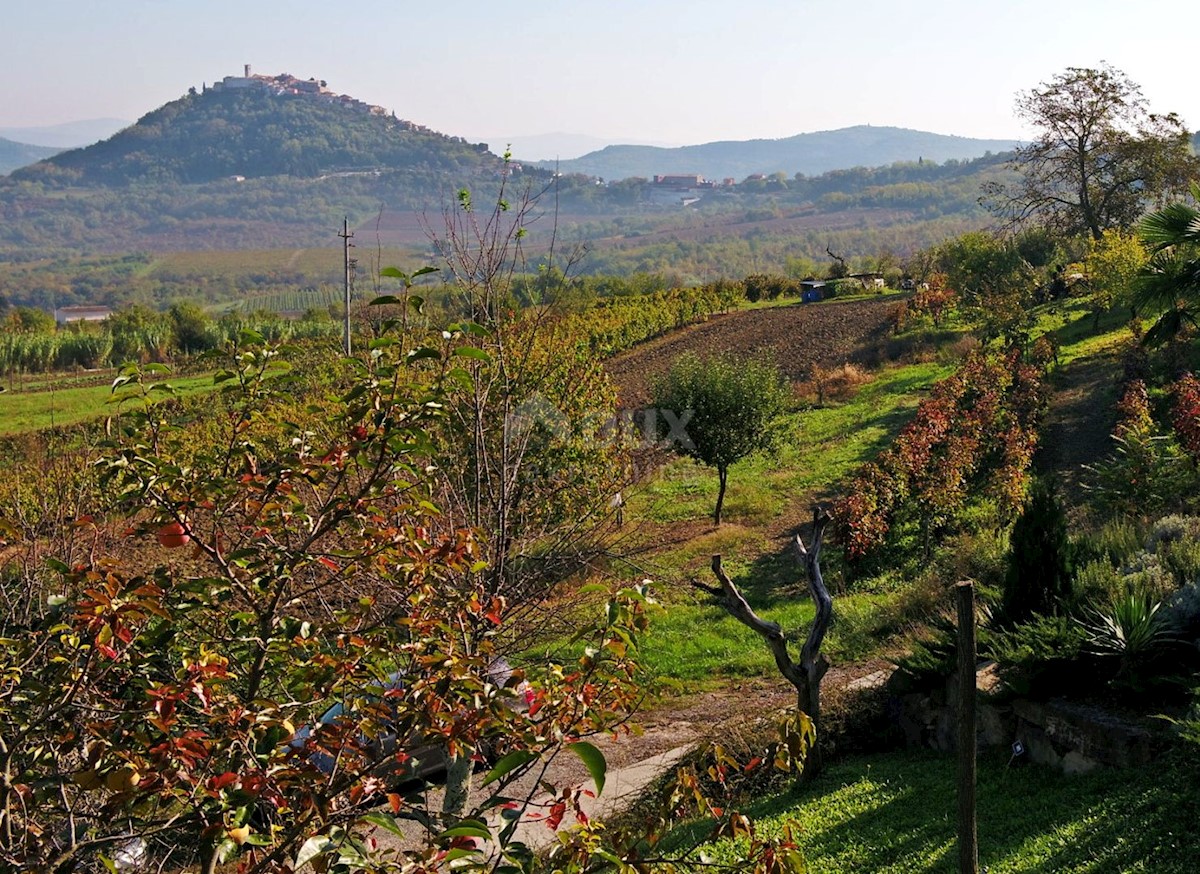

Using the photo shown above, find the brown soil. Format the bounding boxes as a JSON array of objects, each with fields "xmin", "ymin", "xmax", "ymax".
[{"xmin": 604, "ymin": 297, "xmax": 899, "ymax": 407}]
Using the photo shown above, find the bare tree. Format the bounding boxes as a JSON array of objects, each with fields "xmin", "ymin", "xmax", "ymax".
[{"xmin": 695, "ymin": 506, "xmax": 834, "ymax": 779}]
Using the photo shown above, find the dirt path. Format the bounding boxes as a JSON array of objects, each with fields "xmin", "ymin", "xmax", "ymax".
[
  {"xmin": 374, "ymin": 664, "xmax": 890, "ymax": 858},
  {"xmin": 1035, "ymin": 349, "xmax": 1122, "ymax": 505}
]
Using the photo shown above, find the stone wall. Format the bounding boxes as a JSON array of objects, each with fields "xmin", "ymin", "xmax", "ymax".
[{"xmin": 886, "ymin": 662, "xmax": 1169, "ymax": 773}]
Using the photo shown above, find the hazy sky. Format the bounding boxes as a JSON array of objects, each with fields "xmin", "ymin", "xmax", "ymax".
[{"xmin": 3, "ymin": 0, "xmax": 1198, "ymax": 145}]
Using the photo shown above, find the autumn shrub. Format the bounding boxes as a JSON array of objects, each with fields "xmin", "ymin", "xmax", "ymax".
[
  {"xmin": 836, "ymin": 350, "xmax": 1046, "ymax": 563},
  {"xmin": 1087, "ymin": 379, "xmax": 1195, "ymax": 516},
  {"xmin": 1171, "ymin": 372, "xmax": 1200, "ymax": 463},
  {"xmin": 908, "ymin": 279, "xmax": 956, "ymax": 328},
  {"xmin": 797, "ymin": 362, "xmax": 871, "ymax": 406}
]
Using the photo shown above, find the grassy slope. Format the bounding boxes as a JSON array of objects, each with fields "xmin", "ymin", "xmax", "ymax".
[
  {"xmin": 684, "ymin": 748, "xmax": 1200, "ymax": 872},
  {"xmin": 629, "ymin": 298, "xmax": 1139, "ymax": 687},
  {"xmin": 0, "ymin": 374, "xmax": 216, "ymax": 435},
  {"xmin": 644, "ymin": 304, "xmax": 1169, "ymax": 871},
  {"xmin": 628, "ymin": 359, "xmax": 954, "ymax": 684}
]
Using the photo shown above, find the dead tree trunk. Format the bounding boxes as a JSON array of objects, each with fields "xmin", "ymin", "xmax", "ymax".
[{"xmin": 697, "ymin": 507, "xmax": 833, "ymax": 780}]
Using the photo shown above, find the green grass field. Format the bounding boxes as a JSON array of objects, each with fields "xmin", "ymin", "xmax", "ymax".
[
  {"xmin": 672, "ymin": 748, "xmax": 1200, "ymax": 872},
  {"xmin": 0, "ymin": 373, "xmax": 218, "ymax": 435}
]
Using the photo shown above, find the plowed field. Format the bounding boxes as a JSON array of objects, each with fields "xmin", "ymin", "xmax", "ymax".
[{"xmin": 604, "ymin": 297, "xmax": 898, "ymax": 406}]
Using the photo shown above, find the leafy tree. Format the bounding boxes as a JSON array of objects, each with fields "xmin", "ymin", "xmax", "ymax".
[
  {"xmin": 985, "ymin": 64, "xmax": 1198, "ymax": 240},
  {"xmin": 4, "ymin": 305, "xmax": 55, "ymax": 334},
  {"xmin": 652, "ymin": 352, "xmax": 789, "ymax": 525},
  {"xmin": 937, "ymin": 231, "xmax": 1035, "ymax": 344},
  {"xmin": 167, "ymin": 300, "xmax": 217, "ymax": 354},
  {"xmin": 0, "ymin": 329, "xmax": 654, "ymax": 874},
  {"xmin": 1077, "ymin": 228, "xmax": 1148, "ymax": 330},
  {"xmin": 1133, "ymin": 181, "xmax": 1200, "ymax": 345}
]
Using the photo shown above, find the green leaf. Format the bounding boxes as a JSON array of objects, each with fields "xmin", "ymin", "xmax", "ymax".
[
  {"xmin": 214, "ymin": 838, "xmax": 239, "ymax": 864},
  {"xmin": 370, "ymin": 295, "xmax": 404, "ymax": 306},
  {"xmin": 412, "ymin": 266, "xmax": 439, "ymax": 278},
  {"xmin": 568, "ymin": 741, "xmax": 606, "ymax": 796},
  {"xmin": 360, "ymin": 812, "xmax": 405, "ymax": 837},
  {"xmin": 481, "ymin": 749, "xmax": 537, "ymax": 786},
  {"xmin": 453, "ymin": 347, "xmax": 490, "ymax": 362},
  {"xmin": 294, "ymin": 836, "xmax": 334, "ymax": 870},
  {"xmin": 379, "ymin": 266, "xmax": 406, "ymax": 279},
  {"xmin": 406, "ymin": 347, "xmax": 442, "ymax": 363},
  {"xmin": 438, "ymin": 819, "xmax": 491, "ymax": 841},
  {"xmin": 443, "ymin": 847, "xmax": 484, "ymax": 862}
]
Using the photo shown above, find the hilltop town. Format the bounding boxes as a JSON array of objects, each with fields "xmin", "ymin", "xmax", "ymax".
[{"xmin": 208, "ymin": 65, "xmax": 433, "ymax": 134}]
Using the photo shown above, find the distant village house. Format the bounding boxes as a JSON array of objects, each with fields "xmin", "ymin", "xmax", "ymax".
[{"xmin": 54, "ymin": 306, "xmax": 112, "ymax": 325}]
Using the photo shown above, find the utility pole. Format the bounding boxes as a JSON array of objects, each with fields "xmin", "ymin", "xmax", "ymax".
[{"xmin": 339, "ymin": 217, "xmax": 355, "ymax": 355}]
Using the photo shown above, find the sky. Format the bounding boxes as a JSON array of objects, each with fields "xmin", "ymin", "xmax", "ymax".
[{"xmin": 3, "ymin": 0, "xmax": 1199, "ymax": 152}]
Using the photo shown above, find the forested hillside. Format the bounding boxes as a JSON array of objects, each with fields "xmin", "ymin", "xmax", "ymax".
[{"xmin": 13, "ymin": 86, "xmax": 496, "ymax": 185}]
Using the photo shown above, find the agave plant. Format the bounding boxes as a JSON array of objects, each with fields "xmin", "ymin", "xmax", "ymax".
[{"xmin": 1083, "ymin": 591, "xmax": 1176, "ymax": 658}]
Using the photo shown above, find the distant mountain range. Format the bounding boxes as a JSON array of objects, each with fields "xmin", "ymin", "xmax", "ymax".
[
  {"xmin": 482, "ymin": 132, "xmax": 683, "ymax": 162},
  {"xmin": 0, "ymin": 118, "xmax": 130, "ymax": 149},
  {"xmin": 0, "ymin": 137, "xmax": 60, "ymax": 175},
  {"xmin": 541, "ymin": 126, "xmax": 1023, "ymax": 181}
]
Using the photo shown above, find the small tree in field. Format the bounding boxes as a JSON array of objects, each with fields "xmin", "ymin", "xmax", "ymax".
[{"xmin": 652, "ymin": 352, "xmax": 789, "ymax": 525}]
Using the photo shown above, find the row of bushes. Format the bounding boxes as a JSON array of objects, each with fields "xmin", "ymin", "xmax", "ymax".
[
  {"xmin": 835, "ymin": 350, "xmax": 1047, "ymax": 562},
  {"xmin": 0, "ymin": 308, "xmax": 341, "ymax": 375},
  {"xmin": 565, "ymin": 281, "xmax": 743, "ymax": 359}
]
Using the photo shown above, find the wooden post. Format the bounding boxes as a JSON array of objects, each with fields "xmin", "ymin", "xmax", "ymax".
[{"xmin": 955, "ymin": 581, "xmax": 978, "ymax": 874}]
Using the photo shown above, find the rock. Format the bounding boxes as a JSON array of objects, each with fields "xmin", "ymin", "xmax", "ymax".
[
  {"xmin": 978, "ymin": 702, "xmax": 1014, "ymax": 748},
  {"xmin": 846, "ymin": 669, "xmax": 893, "ymax": 693}
]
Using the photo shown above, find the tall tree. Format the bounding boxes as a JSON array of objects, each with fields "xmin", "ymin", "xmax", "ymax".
[{"xmin": 985, "ymin": 64, "xmax": 1198, "ymax": 240}]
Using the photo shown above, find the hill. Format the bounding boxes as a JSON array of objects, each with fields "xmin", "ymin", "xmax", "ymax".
[
  {"xmin": 0, "ymin": 137, "xmax": 60, "ymax": 175},
  {"xmin": 13, "ymin": 73, "xmax": 496, "ymax": 186},
  {"xmin": 541, "ymin": 125, "xmax": 1022, "ymax": 181}
]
